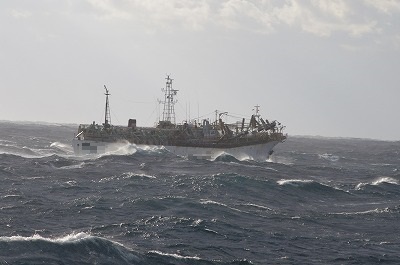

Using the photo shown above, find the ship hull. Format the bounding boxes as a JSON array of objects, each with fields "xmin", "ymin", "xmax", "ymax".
[{"xmin": 72, "ymin": 138, "xmax": 279, "ymax": 161}]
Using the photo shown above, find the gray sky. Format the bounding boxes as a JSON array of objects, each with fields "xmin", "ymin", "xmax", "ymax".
[{"xmin": 1, "ymin": 0, "xmax": 399, "ymax": 140}]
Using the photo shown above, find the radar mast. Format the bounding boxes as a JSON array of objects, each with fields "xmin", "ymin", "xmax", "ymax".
[
  {"xmin": 104, "ymin": 85, "xmax": 111, "ymax": 127},
  {"xmin": 161, "ymin": 75, "xmax": 178, "ymax": 124}
]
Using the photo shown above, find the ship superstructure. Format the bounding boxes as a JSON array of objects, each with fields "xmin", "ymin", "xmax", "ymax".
[{"xmin": 73, "ymin": 76, "xmax": 286, "ymax": 160}]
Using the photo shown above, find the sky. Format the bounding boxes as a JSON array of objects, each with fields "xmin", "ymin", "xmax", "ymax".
[{"xmin": 1, "ymin": 0, "xmax": 399, "ymax": 140}]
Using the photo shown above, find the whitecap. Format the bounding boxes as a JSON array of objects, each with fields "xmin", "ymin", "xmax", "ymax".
[
  {"xmin": 355, "ymin": 182, "xmax": 368, "ymax": 190},
  {"xmin": 355, "ymin": 177, "xmax": 399, "ymax": 190},
  {"xmin": 99, "ymin": 176, "xmax": 117, "ymax": 183},
  {"xmin": 200, "ymin": 199, "xmax": 228, "ymax": 207},
  {"xmin": 120, "ymin": 172, "xmax": 156, "ymax": 179},
  {"xmin": 82, "ymin": 206, "xmax": 95, "ymax": 210},
  {"xmin": 192, "ymin": 219, "xmax": 203, "ymax": 226},
  {"xmin": 243, "ymin": 203, "xmax": 273, "ymax": 211},
  {"xmin": 0, "ymin": 232, "xmax": 139, "ymax": 262},
  {"xmin": 200, "ymin": 199, "xmax": 249, "ymax": 214},
  {"xmin": 204, "ymin": 228, "xmax": 221, "ymax": 235},
  {"xmin": 318, "ymin": 153, "xmax": 339, "ymax": 162},
  {"xmin": 1, "ymin": 194, "xmax": 22, "ymax": 199},
  {"xmin": 103, "ymin": 142, "xmax": 138, "ymax": 156},
  {"xmin": 330, "ymin": 208, "xmax": 390, "ymax": 216},
  {"xmin": 372, "ymin": 177, "xmax": 398, "ymax": 186},
  {"xmin": 0, "ymin": 232, "xmax": 90, "ymax": 243},
  {"xmin": 277, "ymin": 179, "xmax": 314, "ymax": 186},
  {"xmin": 149, "ymin": 250, "xmax": 201, "ymax": 261},
  {"xmin": 65, "ymin": 180, "xmax": 77, "ymax": 186},
  {"xmin": 50, "ymin": 142, "xmax": 73, "ymax": 153}
]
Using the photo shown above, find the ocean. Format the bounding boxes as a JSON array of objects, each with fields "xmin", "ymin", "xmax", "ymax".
[{"xmin": 0, "ymin": 121, "xmax": 399, "ymax": 264}]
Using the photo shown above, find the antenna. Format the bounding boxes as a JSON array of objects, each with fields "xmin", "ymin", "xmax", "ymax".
[
  {"xmin": 160, "ymin": 75, "xmax": 178, "ymax": 124},
  {"xmin": 104, "ymin": 85, "xmax": 111, "ymax": 127}
]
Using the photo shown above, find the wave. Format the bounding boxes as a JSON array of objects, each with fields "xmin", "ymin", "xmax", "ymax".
[
  {"xmin": 148, "ymin": 250, "xmax": 201, "ymax": 261},
  {"xmin": 355, "ymin": 176, "xmax": 399, "ymax": 190},
  {"xmin": 78, "ymin": 143, "xmax": 172, "ymax": 161},
  {"xmin": 120, "ymin": 172, "xmax": 157, "ymax": 180},
  {"xmin": 372, "ymin": 177, "xmax": 399, "ymax": 186},
  {"xmin": 3, "ymin": 228, "xmax": 255, "ymax": 265},
  {"xmin": 1, "ymin": 194, "xmax": 23, "ymax": 200},
  {"xmin": 104, "ymin": 142, "xmax": 139, "ymax": 156},
  {"xmin": 57, "ymin": 162, "xmax": 86, "ymax": 169},
  {"xmin": 147, "ymin": 250, "xmax": 253, "ymax": 265},
  {"xmin": 277, "ymin": 179, "xmax": 314, "ymax": 186},
  {"xmin": 0, "ymin": 232, "xmax": 90, "ymax": 243},
  {"xmin": 212, "ymin": 153, "xmax": 241, "ymax": 163},
  {"xmin": 242, "ymin": 202, "xmax": 274, "ymax": 211},
  {"xmin": 212, "ymin": 152, "xmax": 274, "ymax": 163},
  {"xmin": 111, "ymin": 143, "xmax": 170, "ymax": 157},
  {"xmin": 0, "ymin": 232, "xmax": 141, "ymax": 265},
  {"xmin": 99, "ymin": 172, "xmax": 157, "ymax": 183},
  {"xmin": 33, "ymin": 155, "xmax": 84, "ymax": 169},
  {"xmin": 0, "ymin": 141, "xmax": 75, "ymax": 159},
  {"xmin": 200, "ymin": 199, "xmax": 229, "ymax": 207},
  {"xmin": 200, "ymin": 199, "xmax": 250, "ymax": 215},
  {"xmin": 0, "ymin": 166, "xmax": 19, "ymax": 177},
  {"xmin": 0, "ymin": 141, "xmax": 161, "ymax": 161},
  {"xmin": 0, "ymin": 144, "xmax": 39, "ymax": 158},
  {"xmin": 276, "ymin": 179, "xmax": 349, "ymax": 195},
  {"xmin": 330, "ymin": 205, "xmax": 400, "ymax": 216},
  {"xmin": 318, "ymin": 153, "xmax": 340, "ymax": 162},
  {"xmin": 50, "ymin": 141, "xmax": 74, "ymax": 154},
  {"xmin": 268, "ymin": 155, "xmax": 294, "ymax": 165}
]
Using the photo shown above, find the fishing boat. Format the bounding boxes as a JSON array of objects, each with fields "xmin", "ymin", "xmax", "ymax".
[{"xmin": 72, "ymin": 76, "xmax": 286, "ymax": 160}]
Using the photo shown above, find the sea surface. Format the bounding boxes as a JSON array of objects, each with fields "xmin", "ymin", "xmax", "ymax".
[{"xmin": 0, "ymin": 121, "xmax": 399, "ymax": 264}]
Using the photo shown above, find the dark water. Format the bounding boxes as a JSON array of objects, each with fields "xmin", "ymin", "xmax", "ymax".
[{"xmin": 0, "ymin": 121, "xmax": 399, "ymax": 264}]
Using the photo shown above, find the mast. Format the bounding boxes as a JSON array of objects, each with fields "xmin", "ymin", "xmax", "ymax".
[
  {"xmin": 254, "ymin": 105, "xmax": 260, "ymax": 122},
  {"xmin": 104, "ymin": 85, "xmax": 111, "ymax": 127},
  {"xmin": 161, "ymin": 75, "xmax": 178, "ymax": 124}
]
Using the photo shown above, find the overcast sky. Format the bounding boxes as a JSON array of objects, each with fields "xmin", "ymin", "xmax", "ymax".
[{"xmin": 1, "ymin": 0, "xmax": 399, "ymax": 140}]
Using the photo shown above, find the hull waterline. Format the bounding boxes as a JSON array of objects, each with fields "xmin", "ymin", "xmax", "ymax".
[{"xmin": 72, "ymin": 139, "xmax": 279, "ymax": 161}]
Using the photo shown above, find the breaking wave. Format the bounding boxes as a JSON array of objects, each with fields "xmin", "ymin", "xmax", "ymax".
[
  {"xmin": 0, "ymin": 141, "xmax": 73, "ymax": 159},
  {"xmin": 355, "ymin": 177, "xmax": 399, "ymax": 190},
  {"xmin": 276, "ymin": 179, "xmax": 349, "ymax": 195},
  {"xmin": 0, "ymin": 233, "xmax": 140, "ymax": 265},
  {"xmin": 50, "ymin": 141, "xmax": 73, "ymax": 154},
  {"xmin": 277, "ymin": 179, "xmax": 314, "ymax": 186},
  {"xmin": 0, "ymin": 231, "xmax": 256, "ymax": 265},
  {"xmin": 94, "ymin": 143, "xmax": 170, "ymax": 159}
]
